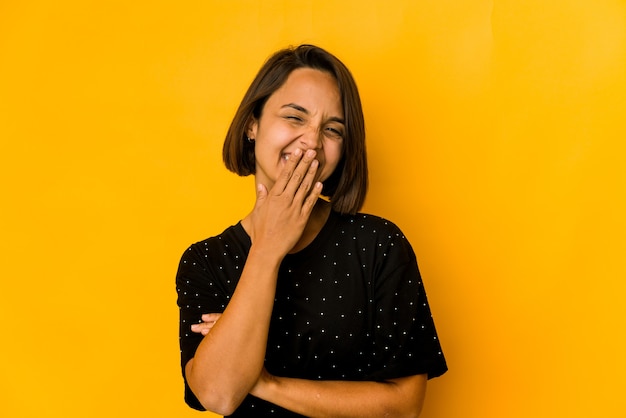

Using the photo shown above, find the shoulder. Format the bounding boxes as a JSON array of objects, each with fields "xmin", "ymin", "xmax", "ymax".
[
  {"xmin": 332, "ymin": 211, "xmax": 417, "ymax": 262},
  {"xmin": 176, "ymin": 223, "xmax": 250, "ymax": 288},
  {"xmin": 334, "ymin": 211, "xmax": 406, "ymax": 238},
  {"xmin": 180, "ymin": 223, "xmax": 250, "ymax": 263},
  {"xmin": 189, "ymin": 223, "xmax": 248, "ymax": 250}
]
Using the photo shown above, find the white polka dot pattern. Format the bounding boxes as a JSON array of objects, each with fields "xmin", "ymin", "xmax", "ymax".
[{"xmin": 176, "ymin": 211, "xmax": 447, "ymax": 415}]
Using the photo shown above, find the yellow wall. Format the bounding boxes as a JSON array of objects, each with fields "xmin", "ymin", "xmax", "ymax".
[{"xmin": 2, "ymin": 1, "xmax": 625, "ymax": 417}]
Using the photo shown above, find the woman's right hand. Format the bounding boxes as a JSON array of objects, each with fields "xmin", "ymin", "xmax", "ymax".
[{"xmin": 245, "ymin": 148, "xmax": 322, "ymax": 257}]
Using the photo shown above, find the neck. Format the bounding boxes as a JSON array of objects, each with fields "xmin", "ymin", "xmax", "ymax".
[
  {"xmin": 240, "ymin": 198, "xmax": 331, "ymax": 254},
  {"xmin": 289, "ymin": 199, "xmax": 330, "ymax": 253}
]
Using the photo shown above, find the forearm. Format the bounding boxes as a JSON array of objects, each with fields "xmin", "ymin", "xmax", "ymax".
[
  {"xmin": 252, "ymin": 373, "xmax": 428, "ymax": 418},
  {"xmin": 185, "ymin": 246, "xmax": 282, "ymax": 414}
]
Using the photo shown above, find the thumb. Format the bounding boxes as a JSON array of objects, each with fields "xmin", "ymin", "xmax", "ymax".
[{"xmin": 254, "ymin": 183, "xmax": 268, "ymax": 207}]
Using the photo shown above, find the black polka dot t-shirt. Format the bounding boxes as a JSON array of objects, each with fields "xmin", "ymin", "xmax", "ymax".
[{"xmin": 176, "ymin": 211, "xmax": 447, "ymax": 416}]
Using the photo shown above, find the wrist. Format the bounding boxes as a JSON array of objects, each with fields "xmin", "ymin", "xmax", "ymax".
[
  {"xmin": 250, "ymin": 370, "xmax": 279, "ymax": 401},
  {"xmin": 247, "ymin": 243, "xmax": 285, "ymax": 266}
]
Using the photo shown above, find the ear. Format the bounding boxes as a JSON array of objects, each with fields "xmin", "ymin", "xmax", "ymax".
[{"xmin": 246, "ymin": 117, "xmax": 258, "ymax": 140}]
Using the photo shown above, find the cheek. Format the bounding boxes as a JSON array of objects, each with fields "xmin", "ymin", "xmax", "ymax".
[
  {"xmin": 320, "ymin": 145, "xmax": 343, "ymax": 178},
  {"xmin": 327, "ymin": 142, "xmax": 343, "ymax": 166},
  {"xmin": 255, "ymin": 122, "xmax": 290, "ymax": 145}
]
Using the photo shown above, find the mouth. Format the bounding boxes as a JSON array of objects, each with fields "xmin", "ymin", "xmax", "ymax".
[
  {"xmin": 280, "ymin": 151, "xmax": 323, "ymax": 171},
  {"xmin": 278, "ymin": 152, "xmax": 327, "ymax": 183}
]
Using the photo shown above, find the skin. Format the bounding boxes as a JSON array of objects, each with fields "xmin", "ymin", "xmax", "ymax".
[
  {"xmin": 248, "ymin": 67, "xmax": 345, "ymax": 196},
  {"xmin": 184, "ymin": 68, "xmax": 428, "ymax": 417},
  {"xmin": 245, "ymin": 68, "xmax": 345, "ymax": 252}
]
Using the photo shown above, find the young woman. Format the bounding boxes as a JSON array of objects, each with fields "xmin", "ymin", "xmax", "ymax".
[{"xmin": 176, "ymin": 44, "xmax": 447, "ymax": 417}]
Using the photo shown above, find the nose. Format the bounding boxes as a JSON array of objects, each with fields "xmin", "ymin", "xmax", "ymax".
[{"xmin": 298, "ymin": 125, "xmax": 323, "ymax": 150}]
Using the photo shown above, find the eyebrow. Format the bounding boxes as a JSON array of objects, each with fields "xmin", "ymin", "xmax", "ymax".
[{"xmin": 281, "ymin": 103, "xmax": 345, "ymax": 124}]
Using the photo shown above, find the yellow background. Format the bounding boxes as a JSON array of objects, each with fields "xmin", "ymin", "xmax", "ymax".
[{"xmin": 2, "ymin": 1, "xmax": 625, "ymax": 417}]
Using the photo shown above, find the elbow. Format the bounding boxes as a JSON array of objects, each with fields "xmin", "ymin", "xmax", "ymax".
[
  {"xmin": 186, "ymin": 362, "xmax": 246, "ymax": 416},
  {"xmin": 386, "ymin": 406, "xmax": 422, "ymax": 418},
  {"xmin": 407, "ymin": 408, "xmax": 424, "ymax": 418},
  {"xmin": 384, "ymin": 407, "xmax": 422, "ymax": 418},
  {"xmin": 384, "ymin": 374, "xmax": 427, "ymax": 418},
  {"xmin": 190, "ymin": 381, "xmax": 246, "ymax": 416},
  {"xmin": 189, "ymin": 379, "xmax": 247, "ymax": 416},
  {"xmin": 376, "ymin": 396, "xmax": 423, "ymax": 418},
  {"xmin": 197, "ymin": 394, "xmax": 240, "ymax": 417},
  {"xmin": 403, "ymin": 399, "xmax": 425, "ymax": 418}
]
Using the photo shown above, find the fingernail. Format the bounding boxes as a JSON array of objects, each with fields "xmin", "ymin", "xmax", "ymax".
[
  {"xmin": 294, "ymin": 148, "xmax": 302, "ymax": 156},
  {"xmin": 306, "ymin": 149, "xmax": 315, "ymax": 157}
]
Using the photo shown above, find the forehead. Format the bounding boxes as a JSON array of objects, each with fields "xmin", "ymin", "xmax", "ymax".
[{"xmin": 266, "ymin": 68, "xmax": 343, "ymax": 115}]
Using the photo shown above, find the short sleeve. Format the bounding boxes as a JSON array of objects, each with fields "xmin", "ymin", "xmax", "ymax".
[
  {"xmin": 175, "ymin": 243, "xmax": 230, "ymax": 410},
  {"xmin": 367, "ymin": 225, "xmax": 447, "ymax": 381}
]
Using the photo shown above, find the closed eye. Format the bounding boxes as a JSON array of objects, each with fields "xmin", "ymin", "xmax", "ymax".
[{"xmin": 325, "ymin": 126, "xmax": 344, "ymax": 139}]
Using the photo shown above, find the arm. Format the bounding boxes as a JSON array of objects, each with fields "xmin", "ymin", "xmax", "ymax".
[
  {"xmin": 184, "ymin": 246, "xmax": 281, "ymax": 414},
  {"xmin": 252, "ymin": 371, "xmax": 427, "ymax": 418},
  {"xmin": 244, "ymin": 221, "xmax": 441, "ymax": 417},
  {"xmin": 192, "ymin": 319, "xmax": 427, "ymax": 418},
  {"xmin": 184, "ymin": 149, "xmax": 322, "ymax": 415}
]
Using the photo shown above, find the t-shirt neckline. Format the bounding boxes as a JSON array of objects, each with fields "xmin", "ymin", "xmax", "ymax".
[{"xmin": 234, "ymin": 210, "xmax": 341, "ymax": 262}]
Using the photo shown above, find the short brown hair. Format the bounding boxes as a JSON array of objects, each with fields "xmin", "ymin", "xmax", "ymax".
[{"xmin": 222, "ymin": 44, "xmax": 368, "ymax": 215}]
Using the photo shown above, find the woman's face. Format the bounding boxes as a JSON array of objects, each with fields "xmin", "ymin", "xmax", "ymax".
[{"xmin": 247, "ymin": 68, "xmax": 345, "ymax": 191}]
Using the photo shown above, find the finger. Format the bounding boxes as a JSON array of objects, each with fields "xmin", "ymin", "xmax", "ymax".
[
  {"xmin": 191, "ymin": 324, "xmax": 213, "ymax": 336},
  {"xmin": 201, "ymin": 313, "xmax": 222, "ymax": 322},
  {"xmin": 192, "ymin": 320, "xmax": 216, "ymax": 330},
  {"xmin": 282, "ymin": 149, "xmax": 317, "ymax": 197},
  {"xmin": 190, "ymin": 323, "xmax": 209, "ymax": 334},
  {"xmin": 191, "ymin": 318, "xmax": 220, "ymax": 335},
  {"xmin": 272, "ymin": 148, "xmax": 303, "ymax": 194},
  {"xmin": 292, "ymin": 158, "xmax": 319, "ymax": 204},
  {"xmin": 301, "ymin": 181, "xmax": 323, "ymax": 215},
  {"xmin": 253, "ymin": 183, "xmax": 268, "ymax": 210}
]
